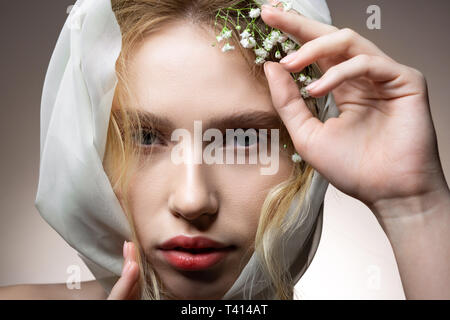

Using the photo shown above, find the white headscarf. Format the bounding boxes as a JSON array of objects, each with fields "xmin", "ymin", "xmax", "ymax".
[{"xmin": 35, "ymin": 0, "xmax": 338, "ymax": 299}]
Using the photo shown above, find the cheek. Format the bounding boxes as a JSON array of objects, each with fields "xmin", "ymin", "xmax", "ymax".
[
  {"xmin": 212, "ymin": 156, "xmax": 293, "ymax": 239},
  {"xmin": 125, "ymin": 166, "xmax": 169, "ymax": 245}
]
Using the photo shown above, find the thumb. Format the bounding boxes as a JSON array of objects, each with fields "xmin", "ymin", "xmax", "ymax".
[{"xmin": 263, "ymin": 61, "xmax": 323, "ymax": 163}]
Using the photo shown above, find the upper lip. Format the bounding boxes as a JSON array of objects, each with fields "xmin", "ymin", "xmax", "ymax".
[{"xmin": 158, "ymin": 235, "xmax": 231, "ymax": 250}]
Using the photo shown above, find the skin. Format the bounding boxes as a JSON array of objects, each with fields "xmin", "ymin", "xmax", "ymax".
[
  {"xmin": 110, "ymin": 20, "xmax": 293, "ymax": 299},
  {"xmin": 1, "ymin": 3, "xmax": 449, "ymax": 300}
]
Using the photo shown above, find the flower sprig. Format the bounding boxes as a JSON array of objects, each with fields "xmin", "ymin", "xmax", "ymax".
[
  {"xmin": 213, "ymin": 1, "xmax": 315, "ymax": 164},
  {"xmin": 213, "ymin": 0, "xmax": 317, "ymax": 100}
]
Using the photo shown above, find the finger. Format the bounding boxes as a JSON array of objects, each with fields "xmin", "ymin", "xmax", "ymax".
[
  {"xmin": 123, "ymin": 240, "xmax": 128, "ymax": 259},
  {"xmin": 305, "ymin": 55, "xmax": 405, "ymax": 98},
  {"xmin": 107, "ymin": 261, "xmax": 139, "ymax": 300},
  {"xmin": 108, "ymin": 242, "xmax": 139, "ymax": 300},
  {"xmin": 264, "ymin": 61, "xmax": 323, "ymax": 161},
  {"xmin": 261, "ymin": 4, "xmax": 338, "ymax": 43},
  {"xmin": 279, "ymin": 28, "xmax": 391, "ymax": 72}
]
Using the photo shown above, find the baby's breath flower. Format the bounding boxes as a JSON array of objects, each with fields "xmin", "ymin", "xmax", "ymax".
[
  {"xmin": 222, "ymin": 43, "xmax": 235, "ymax": 52},
  {"xmin": 281, "ymin": 0, "xmax": 293, "ymax": 12},
  {"xmin": 241, "ymin": 36, "xmax": 257, "ymax": 48},
  {"xmin": 278, "ymin": 33, "xmax": 288, "ymax": 43},
  {"xmin": 298, "ymin": 73, "xmax": 307, "ymax": 83},
  {"xmin": 254, "ymin": 47, "xmax": 269, "ymax": 59},
  {"xmin": 268, "ymin": 30, "xmax": 281, "ymax": 43},
  {"xmin": 304, "ymin": 76, "xmax": 314, "ymax": 86},
  {"xmin": 291, "ymin": 152, "xmax": 302, "ymax": 163},
  {"xmin": 255, "ymin": 56, "xmax": 266, "ymax": 65},
  {"xmin": 300, "ymin": 87, "xmax": 310, "ymax": 99},
  {"xmin": 221, "ymin": 27, "xmax": 232, "ymax": 39},
  {"xmin": 281, "ymin": 40, "xmax": 296, "ymax": 53},
  {"xmin": 213, "ymin": 1, "xmax": 316, "ymax": 76},
  {"xmin": 249, "ymin": 8, "xmax": 261, "ymax": 19},
  {"xmin": 240, "ymin": 29, "xmax": 251, "ymax": 39},
  {"xmin": 275, "ymin": 50, "xmax": 282, "ymax": 59},
  {"xmin": 263, "ymin": 38, "xmax": 274, "ymax": 51}
]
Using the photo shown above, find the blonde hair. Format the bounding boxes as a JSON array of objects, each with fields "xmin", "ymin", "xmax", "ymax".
[{"xmin": 103, "ymin": 0, "xmax": 321, "ymax": 299}]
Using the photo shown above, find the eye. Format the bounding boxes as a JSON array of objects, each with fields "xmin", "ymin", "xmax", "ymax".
[
  {"xmin": 136, "ymin": 129, "xmax": 166, "ymax": 147},
  {"xmin": 224, "ymin": 128, "xmax": 267, "ymax": 148}
]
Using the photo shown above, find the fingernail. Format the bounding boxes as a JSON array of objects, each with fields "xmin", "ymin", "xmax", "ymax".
[
  {"xmin": 280, "ymin": 52, "xmax": 296, "ymax": 64},
  {"xmin": 122, "ymin": 260, "xmax": 132, "ymax": 277},
  {"xmin": 306, "ymin": 79, "xmax": 320, "ymax": 91},
  {"xmin": 123, "ymin": 241, "xmax": 128, "ymax": 259},
  {"xmin": 127, "ymin": 241, "xmax": 132, "ymax": 260},
  {"xmin": 263, "ymin": 62, "xmax": 272, "ymax": 77},
  {"xmin": 261, "ymin": 4, "xmax": 275, "ymax": 12}
]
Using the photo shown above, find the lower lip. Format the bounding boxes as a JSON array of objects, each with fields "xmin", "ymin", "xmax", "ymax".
[{"xmin": 160, "ymin": 248, "xmax": 231, "ymax": 271}]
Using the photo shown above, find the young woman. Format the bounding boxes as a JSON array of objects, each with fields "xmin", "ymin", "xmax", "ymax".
[{"xmin": 1, "ymin": 0, "xmax": 449, "ymax": 300}]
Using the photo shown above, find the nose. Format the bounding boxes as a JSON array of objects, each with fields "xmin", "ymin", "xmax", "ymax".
[{"xmin": 168, "ymin": 161, "xmax": 219, "ymax": 223}]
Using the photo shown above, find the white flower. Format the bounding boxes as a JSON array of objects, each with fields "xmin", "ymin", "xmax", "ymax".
[
  {"xmin": 304, "ymin": 76, "xmax": 315, "ymax": 86},
  {"xmin": 240, "ymin": 37, "xmax": 256, "ymax": 48},
  {"xmin": 268, "ymin": 30, "xmax": 281, "ymax": 43},
  {"xmin": 263, "ymin": 38, "xmax": 274, "ymax": 51},
  {"xmin": 240, "ymin": 29, "xmax": 251, "ymax": 39},
  {"xmin": 281, "ymin": 40, "xmax": 296, "ymax": 53},
  {"xmin": 298, "ymin": 73, "xmax": 307, "ymax": 83},
  {"xmin": 278, "ymin": 33, "xmax": 289, "ymax": 43},
  {"xmin": 249, "ymin": 8, "xmax": 261, "ymax": 19},
  {"xmin": 275, "ymin": 50, "xmax": 282, "ymax": 59},
  {"xmin": 216, "ymin": 35, "xmax": 224, "ymax": 42},
  {"xmin": 254, "ymin": 48, "xmax": 269, "ymax": 59},
  {"xmin": 255, "ymin": 56, "xmax": 266, "ymax": 65},
  {"xmin": 281, "ymin": 0, "xmax": 293, "ymax": 12},
  {"xmin": 291, "ymin": 152, "xmax": 302, "ymax": 163},
  {"xmin": 300, "ymin": 87, "xmax": 310, "ymax": 99},
  {"xmin": 221, "ymin": 28, "xmax": 232, "ymax": 39},
  {"xmin": 222, "ymin": 43, "xmax": 235, "ymax": 52}
]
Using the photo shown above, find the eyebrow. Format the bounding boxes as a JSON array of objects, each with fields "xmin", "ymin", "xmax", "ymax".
[{"xmin": 132, "ymin": 109, "xmax": 283, "ymax": 134}]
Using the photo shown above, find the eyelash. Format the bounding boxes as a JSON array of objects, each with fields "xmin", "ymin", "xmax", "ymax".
[
  {"xmin": 136, "ymin": 128, "xmax": 269, "ymax": 149},
  {"xmin": 137, "ymin": 129, "xmax": 166, "ymax": 147}
]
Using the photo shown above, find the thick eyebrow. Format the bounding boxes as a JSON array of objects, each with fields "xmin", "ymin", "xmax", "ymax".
[{"xmin": 132, "ymin": 109, "xmax": 283, "ymax": 133}]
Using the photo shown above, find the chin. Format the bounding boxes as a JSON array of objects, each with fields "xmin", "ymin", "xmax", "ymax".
[{"xmin": 160, "ymin": 274, "xmax": 233, "ymax": 300}]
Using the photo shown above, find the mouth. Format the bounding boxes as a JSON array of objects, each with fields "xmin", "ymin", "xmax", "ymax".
[{"xmin": 157, "ymin": 235, "xmax": 236, "ymax": 271}]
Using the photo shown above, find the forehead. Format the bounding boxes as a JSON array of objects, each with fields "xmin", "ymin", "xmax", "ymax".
[{"xmin": 126, "ymin": 20, "xmax": 275, "ymax": 124}]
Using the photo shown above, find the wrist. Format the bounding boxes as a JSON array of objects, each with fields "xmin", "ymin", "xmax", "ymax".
[{"xmin": 369, "ymin": 184, "xmax": 450, "ymax": 237}]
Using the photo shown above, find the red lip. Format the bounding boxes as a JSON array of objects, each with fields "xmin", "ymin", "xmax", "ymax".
[{"xmin": 158, "ymin": 236, "xmax": 234, "ymax": 271}]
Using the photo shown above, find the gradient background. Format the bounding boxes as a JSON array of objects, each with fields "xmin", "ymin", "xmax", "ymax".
[{"xmin": 0, "ymin": 0, "xmax": 449, "ymax": 299}]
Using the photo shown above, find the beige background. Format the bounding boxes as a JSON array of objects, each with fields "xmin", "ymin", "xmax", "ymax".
[{"xmin": 0, "ymin": 0, "xmax": 448, "ymax": 299}]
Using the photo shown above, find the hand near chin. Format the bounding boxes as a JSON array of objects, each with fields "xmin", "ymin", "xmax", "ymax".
[
  {"xmin": 261, "ymin": 4, "xmax": 450, "ymax": 221},
  {"xmin": 107, "ymin": 241, "xmax": 140, "ymax": 300}
]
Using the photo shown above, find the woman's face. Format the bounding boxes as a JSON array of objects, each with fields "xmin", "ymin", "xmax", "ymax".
[{"xmin": 124, "ymin": 21, "xmax": 293, "ymax": 299}]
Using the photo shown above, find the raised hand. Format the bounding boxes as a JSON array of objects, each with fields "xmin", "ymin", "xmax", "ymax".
[
  {"xmin": 261, "ymin": 4, "xmax": 448, "ymax": 218},
  {"xmin": 260, "ymin": 3, "xmax": 450, "ymax": 299}
]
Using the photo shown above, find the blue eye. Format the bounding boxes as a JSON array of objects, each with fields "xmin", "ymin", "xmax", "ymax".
[{"xmin": 224, "ymin": 129, "xmax": 265, "ymax": 148}]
